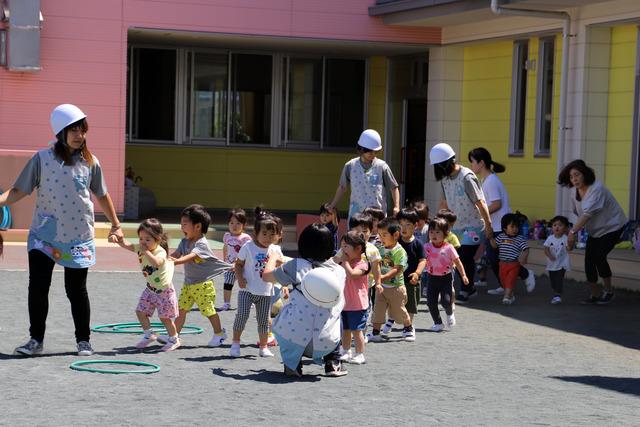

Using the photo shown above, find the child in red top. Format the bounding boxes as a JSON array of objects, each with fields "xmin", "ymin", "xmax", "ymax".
[
  {"xmin": 424, "ymin": 217, "xmax": 468, "ymax": 332},
  {"xmin": 338, "ymin": 231, "xmax": 370, "ymax": 365}
]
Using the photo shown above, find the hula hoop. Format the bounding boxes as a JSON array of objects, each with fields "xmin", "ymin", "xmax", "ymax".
[
  {"xmin": 91, "ymin": 322, "xmax": 203, "ymax": 335},
  {"xmin": 70, "ymin": 360, "xmax": 160, "ymax": 374}
]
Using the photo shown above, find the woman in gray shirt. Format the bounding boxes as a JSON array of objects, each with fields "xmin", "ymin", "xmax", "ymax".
[{"xmin": 558, "ymin": 160, "xmax": 627, "ymax": 305}]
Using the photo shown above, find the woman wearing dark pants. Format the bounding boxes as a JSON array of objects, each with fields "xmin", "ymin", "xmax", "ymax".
[
  {"xmin": 0, "ymin": 104, "xmax": 123, "ymax": 356},
  {"xmin": 558, "ymin": 160, "xmax": 627, "ymax": 304},
  {"xmin": 429, "ymin": 143, "xmax": 493, "ymax": 303}
]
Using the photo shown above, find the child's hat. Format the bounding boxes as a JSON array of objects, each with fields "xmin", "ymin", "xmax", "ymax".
[{"xmin": 357, "ymin": 129, "xmax": 382, "ymax": 151}]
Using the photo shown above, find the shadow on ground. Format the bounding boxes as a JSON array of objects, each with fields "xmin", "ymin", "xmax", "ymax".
[
  {"xmin": 211, "ymin": 367, "xmax": 321, "ymax": 383},
  {"xmin": 551, "ymin": 376, "xmax": 640, "ymax": 397}
]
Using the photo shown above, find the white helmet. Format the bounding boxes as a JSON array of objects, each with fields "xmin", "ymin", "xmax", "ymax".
[
  {"xmin": 357, "ymin": 129, "xmax": 382, "ymax": 151},
  {"xmin": 50, "ymin": 104, "xmax": 86, "ymax": 136},
  {"xmin": 429, "ymin": 143, "xmax": 456, "ymax": 165},
  {"xmin": 300, "ymin": 267, "xmax": 344, "ymax": 308}
]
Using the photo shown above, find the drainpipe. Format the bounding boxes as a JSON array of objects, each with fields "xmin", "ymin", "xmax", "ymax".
[{"xmin": 491, "ymin": 0, "xmax": 571, "ymax": 215}]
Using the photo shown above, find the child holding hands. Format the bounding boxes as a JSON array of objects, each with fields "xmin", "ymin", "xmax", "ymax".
[{"xmin": 221, "ymin": 208, "xmax": 252, "ymax": 311}]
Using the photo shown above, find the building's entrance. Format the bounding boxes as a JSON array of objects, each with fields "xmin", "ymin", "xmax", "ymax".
[{"xmin": 402, "ymin": 98, "xmax": 427, "ymax": 205}]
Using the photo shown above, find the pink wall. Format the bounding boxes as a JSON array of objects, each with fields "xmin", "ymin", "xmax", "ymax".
[{"xmin": 0, "ymin": 0, "xmax": 439, "ymax": 217}]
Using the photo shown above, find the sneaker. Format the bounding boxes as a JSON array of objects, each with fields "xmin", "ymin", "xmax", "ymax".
[
  {"xmin": 525, "ymin": 269, "xmax": 536, "ymax": 293},
  {"xmin": 502, "ymin": 295, "xmax": 515, "ymax": 305},
  {"xmin": 456, "ymin": 288, "xmax": 477, "ymax": 304},
  {"xmin": 381, "ymin": 319, "xmax": 394, "ymax": 335},
  {"xmin": 402, "ymin": 327, "xmax": 416, "ymax": 342},
  {"xmin": 14, "ymin": 339, "xmax": 43, "ymax": 356},
  {"xmin": 339, "ymin": 348, "xmax": 352, "ymax": 362},
  {"xmin": 596, "ymin": 292, "xmax": 615, "ymax": 305},
  {"xmin": 446, "ymin": 313, "xmax": 456, "ymax": 328},
  {"xmin": 349, "ymin": 353, "xmax": 366, "ymax": 365},
  {"xmin": 257, "ymin": 335, "xmax": 278, "ymax": 347},
  {"xmin": 324, "ymin": 360, "xmax": 348, "ymax": 377},
  {"xmin": 429, "ymin": 323, "xmax": 444, "ymax": 332},
  {"xmin": 230, "ymin": 343, "xmax": 241, "ymax": 358},
  {"xmin": 77, "ymin": 341, "xmax": 94, "ymax": 356},
  {"xmin": 136, "ymin": 333, "xmax": 158, "ymax": 349},
  {"xmin": 156, "ymin": 334, "xmax": 170, "ymax": 344},
  {"xmin": 581, "ymin": 295, "xmax": 600, "ymax": 305},
  {"xmin": 366, "ymin": 332, "xmax": 384, "ymax": 343},
  {"xmin": 474, "ymin": 279, "xmax": 488, "ymax": 287},
  {"xmin": 208, "ymin": 329, "xmax": 227, "ymax": 347},
  {"xmin": 219, "ymin": 302, "xmax": 231, "ymax": 311},
  {"xmin": 488, "ymin": 287, "xmax": 505, "ymax": 296},
  {"xmin": 259, "ymin": 347, "xmax": 275, "ymax": 357},
  {"xmin": 161, "ymin": 337, "xmax": 181, "ymax": 352},
  {"xmin": 551, "ymin": 296, "xmax": 562, "ymax": 305}
]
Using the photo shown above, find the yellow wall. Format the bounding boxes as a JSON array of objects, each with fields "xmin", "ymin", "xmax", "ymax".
[
  {"xmin": 605, "ymin": 25, "xmax": 637, "ymax": 215},
  {"xmin": 125, "ymin": 57, "xmax": 388, "ymax": 211},
  {"xmin": 460, "ymin": 37, "xmax": 561, "ymax": 221}
]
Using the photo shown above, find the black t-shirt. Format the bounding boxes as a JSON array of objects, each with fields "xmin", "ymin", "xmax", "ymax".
[{"xmin": 399, "ymin": 238, "xmax": 426, "ymax": 284}]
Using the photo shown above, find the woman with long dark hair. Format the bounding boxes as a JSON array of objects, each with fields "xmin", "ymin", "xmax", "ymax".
[{"xmin": 558, "ymin": 159, "xmax": 627, "ymax": 304}]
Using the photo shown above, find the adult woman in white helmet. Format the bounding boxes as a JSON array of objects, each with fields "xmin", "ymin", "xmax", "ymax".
[
  {"xmin": 0, "ymin": 104, "xmax": 123, "ymax": 357},
  {"xmin": 328, "ymin": 129, "xmax": 400, "ymax": 220},
  {"xmin": 430, "ymin": 143, "xmax": 493, "ymax": 303}
]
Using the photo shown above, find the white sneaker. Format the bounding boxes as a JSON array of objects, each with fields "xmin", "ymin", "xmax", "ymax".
[
  {"xmin": 429, "ymin": 323, "xmax": 444, "ymax": 332},
  {"xmin": 366, "ymin": 333, "xmax": 384, "ymax": 343},
  {"xmin": 551, "ymin": 295, "xmax": 562, "ymax": 305},
  {"xmin": 339, "ymin": 348, "xmax": 352, "ymax": 362},
  {"xmin": 402, "ymin": 328, "xmax": 416, "ymax": 342},
  {"xmin": 230, "ymin": 343, "xmax": 241, "ymax": 357},
  {"xmin": 220, "ymin": 302, "xmax": 232, "ymax": 311},
  {"xmin": 488, "ymin": 287, "xmax": 505, "ymax": 296},
  {"xmin": 474, "ymin": 279, "xmax": 488, "ymax": 287},
  {"xmin": 381, "ymin": 320, "xmax": 394, "ymax": 335},
  {"xmin": 259, "ymin": 347, "xmax": 275, "ymax": 357},
  {"xmin": 136, "ymin": 333, "xmax": 158, "ymax": 349},
  {"xmin": 156, "ymin": 334, "xmax": 170, "ymax": 344},
  {"xmin": 208, "ymin": 328, "xmax": 227, "ymax": 347},
  {"xmin": 77, "ymin": 341, "xmax": 94, "ymax": 356},
  {"xmin": 161, "ymin": 337, "xmax": 181, "ymax": 352},
  {"xmin": 525, "ymin": 269, "xmax": 536, "ymax": 293},
  {"xmin": 502, "ymin": 295, "xmax": 516, "ymax": 305},
  {"xmin": 446, "ymin": 314, "xmax": 456, "ymax": 328},
  {"xmin": 349, "ymin": 353, "xmax": 366, "ymax": 365}
]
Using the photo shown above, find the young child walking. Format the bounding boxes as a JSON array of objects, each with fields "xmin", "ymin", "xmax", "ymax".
[
  {"xmin": 544, "ymin": 215, "xmax": 571, "ymax": 304},
  {"xmin": 369, "ymin": 218, "xmax": 415, "ymax": 342},
  {"xmin": 489, "ymin": 213, "xmax": 536, "ymax": 305},
  {"xmin": 319, "ymin": 203, "xmax": 340, "ymax": 255},
  {"xmin": 115, "ymin": 218, "xmax": 180, "ymax": 351},
  {"xmin": 338, "ymin": 231, "xmax": 370, "ymax": 365},
  {"xmin": 231, "ymin": 208, "xmax": 284, "ymax": 358},
  {"xmin": 170, "ymin": 204, "xmax": 232, "ymax": 346},
  {"xmin": 424, "ymin": 217, "xmax": 468, "ymax": 331},
  {"xmin": 363, "ymin": 206, "xmax": 386, "ymax": 245},
  {"xmin": 221, "ymin": 208, "xmax": 252, "ymax": 311},
  {"xmin": 412, "ymin": 201, "xmax": 430, "ymax": 245}
]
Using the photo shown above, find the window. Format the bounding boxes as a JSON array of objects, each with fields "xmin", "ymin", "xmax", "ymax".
[
  {"xmin": 128, "ymin": 47, "xmax": 176, "ymax": 142},
  {"xmin": 285, "ymin": 57, "xmax": 322, "ymax": 144},
  {"xmin": 192, "ymin": 52, "xmax": 228, "ymax": 140},
  {"xmin": 510, "ymin": 40, "xmax": 529, "ymax": 155},
  {"xmin": 536, "ymin": 37, "xmax": 555, "ymax": 155}
]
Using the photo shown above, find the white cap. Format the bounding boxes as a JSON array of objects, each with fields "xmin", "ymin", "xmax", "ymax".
[
  {"xmin": 300, "ymin": 267, "xmax": 344, "ymax": 308},
  {"xmin": 357, "ymin": 129, "xmax": 382, "ymax": 151},
  {"xmin": 50, "ymin": 104, "xmax": 87, "ymax": 136},
  {"xmin": 429, "ymin": 143, "xmax": 456, "ymax": 165}
]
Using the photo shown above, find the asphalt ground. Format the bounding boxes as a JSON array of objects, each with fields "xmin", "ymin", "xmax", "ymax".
[{"xmin": 0, "ymin": 246, "xmax": 639, "ymax": 426}]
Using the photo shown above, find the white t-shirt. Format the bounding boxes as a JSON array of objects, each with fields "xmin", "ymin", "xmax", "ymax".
[
  {"xmin": 482, "ymin": 173, "xmax": 511, "ymax": 232},
  {"xmin": 543, "ymin": 234, "xmax": 571, "ymax": 271},
  {"xmin": 237, "ymin": 241, "xmax": 284, "ymax": 296}
]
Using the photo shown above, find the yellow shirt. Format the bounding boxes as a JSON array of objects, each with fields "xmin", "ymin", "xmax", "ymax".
[
  {"xmin": 134, "ymin": 244, "xmax": 174, "ymax": 290},
  {"xmin": 445, "ymin": 233, "xmax": 461, "ymax": 249}
]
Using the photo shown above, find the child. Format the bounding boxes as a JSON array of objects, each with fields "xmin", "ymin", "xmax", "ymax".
[
  {"xmin": 262, "ymin": 223, "xmax": 348, "ymax": 377},
  {"xmin": 436, "ymin": 209, "xmax": 461, "ymax": 249},
  {"xmin": 424, "ymin": 217, "xmax": 469, "ymax": 331},
  {"xmin": 170, "ymin": 204, "xmax": 232, "ymax": 346},
  {"xmin": 231, "ymin": 208, "xmax": 284, "ymax": 358},
  {"xmin": 115, "ymin": 218, "xmax": 180, "ymax": 351},
  {"xmin": 338, "ymin": 231, "xmax": 370, "ymax": 365},
  {"xmin": 489, "ymin": 213, "xmax": 536, "ymax": 305},
  {"xmin": 363, "ymin": 206, "xmax": 386, "ymax": 245},
  {"xmin": 543, "ymin": 215, "xmax": 571, "ymax": 304},
  {"xmin": 369, "ymin": 218, "xmax": 414, "ymax": 342},
  {"xmin": 221, "ymin": 208, "xmax": 252, "ymax": 311},
  {"xmin": 394, "ymin": 208, "xmax": 426, "ymax": 325},
  {"xmin": 320, "ymin": 203, "xmax": 339, "ymax": 255},
  {"xmin": 412, "ymin": 201, "xmax": 430, "ymax": 245}
]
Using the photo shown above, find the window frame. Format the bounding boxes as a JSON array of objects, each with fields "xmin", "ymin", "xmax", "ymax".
[
  {"xmin": 509, "ymin": 40, "xmax": 529, "ymax": 156},
  {"xmin": 630, "ymin": 26, "xmax": 640, "ymax": 220},
  {"xmin": 535, "ymin": 36, "xmax": 556, "ymax": 157}
]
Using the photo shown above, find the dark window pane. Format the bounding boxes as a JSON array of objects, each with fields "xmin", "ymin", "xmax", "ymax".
[
  {"xmin": 287, "ymin": 58, "xmax": 322, "ymax": 142},
  {"xmin": 131, "ymin": 48, "xmax": 176, "ymax": 141},
  {"xmin": 193, "ymin": 53, "xmax": 228, "ymax": 139},
  {"xmin": 231, "ymin": 53, "xmax": 272, "ymax": 145},
  {"xmin": 324, "ymin": 59, "xmax": 365, "ymax": 149},
  {"xmin": 540, "ymin": 39, "xmax": 554, "ymax": 153}
]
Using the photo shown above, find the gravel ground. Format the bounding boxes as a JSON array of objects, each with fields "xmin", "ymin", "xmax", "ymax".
[{"xmin": 0, "ymin": 270, "xmax": 638, "ymax": 426}]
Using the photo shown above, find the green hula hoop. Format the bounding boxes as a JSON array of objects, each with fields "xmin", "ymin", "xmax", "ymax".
[
  {"xmin": 70, "ymin": 360, "xmax": 160, "ymax": 374},
  {"xmin": 91, "ymin": 322, "xmax": 203, "ymax": 335}
]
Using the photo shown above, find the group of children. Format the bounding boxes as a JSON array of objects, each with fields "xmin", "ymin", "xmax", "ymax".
[{"xmin": 111, "ymin": 198, "xmax": 572, "ymax": 375}]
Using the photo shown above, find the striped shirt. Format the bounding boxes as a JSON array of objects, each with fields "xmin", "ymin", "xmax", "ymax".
[{"xmin": 495, "ymin": 233, "xmax": 528, "ymax": 262}]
